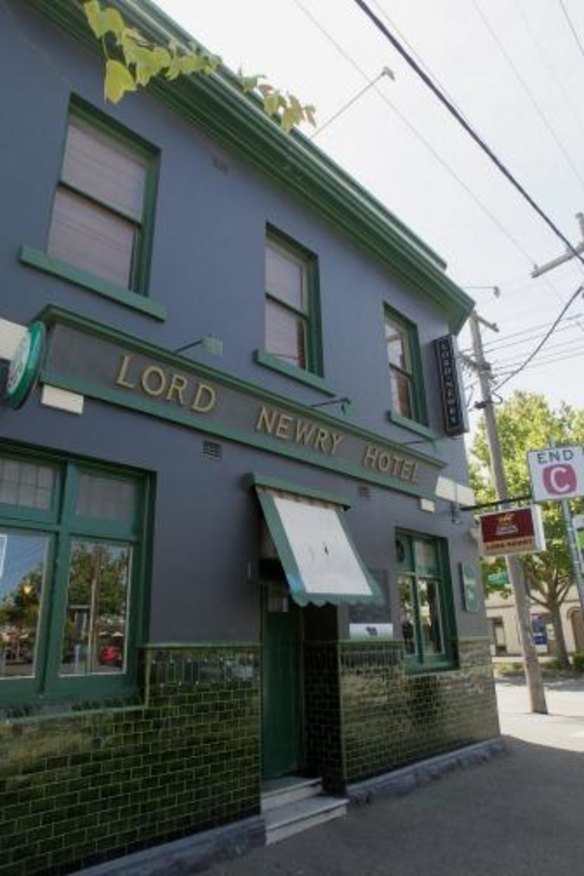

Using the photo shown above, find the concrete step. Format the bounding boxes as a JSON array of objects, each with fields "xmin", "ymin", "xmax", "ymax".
[
  {"xmin": 261, "ymin": 776, "xmax": 323, "ymax": 812},
  {"xmin": 264, "ymin": 794, "xmax": 348, "ymax": 845}
]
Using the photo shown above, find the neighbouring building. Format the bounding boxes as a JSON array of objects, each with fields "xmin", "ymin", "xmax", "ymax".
[
  {"xmin": 0, "ymin": 1, "xmax": 500, "ymax": 873},
  {"xmin": 486, "ymin": 585, "xmax": 584, "ymax": 658}
]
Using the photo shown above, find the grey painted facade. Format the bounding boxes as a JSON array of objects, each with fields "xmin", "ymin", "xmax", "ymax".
[{"xmin": 0, "ymin": 3, "xmax": 499, "ymax": 874}]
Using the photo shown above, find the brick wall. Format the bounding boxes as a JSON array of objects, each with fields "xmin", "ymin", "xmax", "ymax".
[
  {"xmin": 0, "ymin": 646, "xmax": 260, "ymax": 876},
  {"xmin": 340, "ymin": 638, "xmax": 500, "ymax": 782},
  {"xmin": 304, "ymin": 642, "xmax": 344, "ymax": 792}
]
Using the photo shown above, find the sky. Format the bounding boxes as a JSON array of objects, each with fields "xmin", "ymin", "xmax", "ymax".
[{"xmin": 155, "ymin": 0, "xmax": 584, "ymax": 434}]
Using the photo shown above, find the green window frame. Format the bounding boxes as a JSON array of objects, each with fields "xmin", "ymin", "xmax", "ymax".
[
  {"xmin": 0, "ymin": 448, "xmax": 150, "ymax": 705},
  {"xmin": 384, "ymin": 307, "xmax": 428, "ymax": 426},
  {"xmin": 46, "ymin": 97, "xmax": 159, "ymax": 296},
  {"xmin": 263, "ymin": 227, "xmax": 322, "ymax": 377},
  {"xmin": 395, "ymin": 531, "xmax": 455, "ymax": 669}
]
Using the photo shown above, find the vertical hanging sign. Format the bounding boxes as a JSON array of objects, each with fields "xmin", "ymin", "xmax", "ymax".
[{"xmin": 433, "ymin": 334, "xmax": 468, "ymax": 437}]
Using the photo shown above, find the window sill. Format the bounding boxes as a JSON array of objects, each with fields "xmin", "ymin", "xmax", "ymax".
[
  {"xmin": 20, "ymin": 247, "xmax": 167, "ymax": 322},
  {"xmin": 387, "ymin": 410, "xmax": 438, "ymax": 441},
  {"xmin": 254, "ymin": 349, "xmax": 336, "ymax": 396}
]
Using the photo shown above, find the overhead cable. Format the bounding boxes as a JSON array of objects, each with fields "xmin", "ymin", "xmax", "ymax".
[
  {"xmin": 492, "ymin": 284, "xmax": 584, "ymax": 390},
  {"xmin": 292, "ymin": 0, "xmax": 537, "ymax": 265},
  {"xmin": 559, "ymin": 0, "xmax": 584, "ymax": 59},
  {"xmin": 472, "ymin": 0, "xmax": 584, "ymax": 193},
  {"xmin": 351, "ymin": 0, "xmax": 584, "ymax": 272}
]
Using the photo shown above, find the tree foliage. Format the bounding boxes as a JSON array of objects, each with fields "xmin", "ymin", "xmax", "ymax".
[
  {"xmin": 82, "ymin": 0, "xmax": 316, "ymax": 132},
  {"xmin": 470, "ymin": 391, "xmax": 584, "ymax": 665}
]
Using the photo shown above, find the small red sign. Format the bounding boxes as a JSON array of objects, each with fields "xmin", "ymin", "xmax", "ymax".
[{"xmin": 479, "ymin": 506, "xmax": 546, "ymax": 557}]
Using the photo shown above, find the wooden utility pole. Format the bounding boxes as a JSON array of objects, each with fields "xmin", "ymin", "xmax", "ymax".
[
  {"xmin": 469, "ymin": 311, "xmax": 548, "ymax": 714},
  {"xmin": 532, "ymin": 213, "xmax": 584, "ymax": 277}
]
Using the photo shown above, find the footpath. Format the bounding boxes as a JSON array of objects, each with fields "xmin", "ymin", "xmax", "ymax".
[{"xmin": 206, "ymin": 677, "xmax": 584, "ymax": 876}]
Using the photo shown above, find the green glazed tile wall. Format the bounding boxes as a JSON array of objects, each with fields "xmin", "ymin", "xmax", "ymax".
[
  {"xmin": 304, "ymin": 642, "xmax": 344, "ymax": 792},
  {"xmin": 340, "ymin": 638, "xmax": 500, "ymax": 783},
  {"xmin": 0, "ymin": 646, "xmax": 260, "ymax": 876}
]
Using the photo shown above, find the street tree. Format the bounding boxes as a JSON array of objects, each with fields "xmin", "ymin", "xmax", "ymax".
[{"xmin": 469, "ymin": 391, "xmax": 584, "ymax": 668}]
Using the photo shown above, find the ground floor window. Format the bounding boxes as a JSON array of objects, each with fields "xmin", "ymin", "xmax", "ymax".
[
  {"xmin": 0, "ymin": 448, "xmax": 149, "ymax": 703},
  {"xmin": 396, "ymin": 531, "xmax": 454, "ymax": 668}
]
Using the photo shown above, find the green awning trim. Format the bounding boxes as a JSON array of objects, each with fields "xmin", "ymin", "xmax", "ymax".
[{"xmin": 255, "ymin": 487, "xmax": 384, "ymax": 607}]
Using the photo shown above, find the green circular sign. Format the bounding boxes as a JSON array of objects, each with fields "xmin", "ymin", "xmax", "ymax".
[{"xmin": 5, "ymin": 321, "xmax": 45, "ymax": 409}]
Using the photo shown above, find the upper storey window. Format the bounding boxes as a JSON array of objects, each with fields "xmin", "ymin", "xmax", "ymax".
[
  {"xmin": 265, "ymin": 232, "xmax": 321, "ymax": 375},
  {"xmin": 385, "ymin": 308, "xmax": 427, "ymax": 425},
  {"xmin": 47, "ymin": 102, "xmax": 157, "ymax": 294}
]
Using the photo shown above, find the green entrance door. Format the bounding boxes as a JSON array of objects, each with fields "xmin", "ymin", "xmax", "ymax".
[{"xmin": 261, "ymin": 582, "xmax": 304, "ymax": 780}]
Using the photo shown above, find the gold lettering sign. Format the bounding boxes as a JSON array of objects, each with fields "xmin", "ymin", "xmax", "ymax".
[
  {"xmin": 115, "ymin": 354, "xmax": 217, "ymax": 415},
  {"xmin": 361, "ymin": 443, "xmax": 418, "ymax": 484},
  {"xmin": 255, "ymin": 405, "xmax": 344, "ymax": 458},
  {"xmin": 113, "ymin": 358, "xmax": 422, "ymax": 488}
]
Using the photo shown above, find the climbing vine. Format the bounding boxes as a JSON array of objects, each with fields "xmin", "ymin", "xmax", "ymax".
[{"xmin": 82, "ymin": 1, "xmax": 316, "ymax": 132}]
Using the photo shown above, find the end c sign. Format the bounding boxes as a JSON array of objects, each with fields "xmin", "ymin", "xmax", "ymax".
[
  {"xmin": 542, "ymin": 464, "xmax": 577, "ymax": 496},
  {"xmin": 528, "ymin": 446, "xmax": 584, "ymax": 502}
]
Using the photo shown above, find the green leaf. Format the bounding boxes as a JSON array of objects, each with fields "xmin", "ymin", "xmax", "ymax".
[
  {"xmin": 104, "ymin": 59, "xmax": 137, "ymax": 103},
  {"xmin": 263, "ymin": 93, "xmax": 280, "ymax": 117},
  {"xmin": 165, "ymin": 54, "xmax": 183, "ymax": 81},
  {"xmin": 83, "ymin": 0, "xmax": 124, "ymax": 39},
  {"xmin": 239, "ymin": 73, "xmax": 261, "ymax": 94},
  {"xmin": 288, "ymin": 94, "xmax": 302, "ymax": 113},
  {"xmin": 281, "ymin": 106, "xmax": 300, "ymax": 132},
  {"xmin": 122, "ymin": 39, "xmax": 170, "ymax": 86}
]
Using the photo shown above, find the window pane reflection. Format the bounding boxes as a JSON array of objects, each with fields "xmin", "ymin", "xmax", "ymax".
[
  {"xmin": 0, "ymin": 532, "xmax": 48, "ymax": 679},
  {"xmin": 391, "ymin": 371, "xmax": 413, "ymax": 418},
  {"xmin": 398, "ymin": 574, "xmax": 417, "ymax": 655},
  {"xmin": 76, "ymin": 474, "xmax": 135, "ymax": 523},
  {"xmin": 266, "ymin": 244, "xmax": 305, "ymax": 310},
  {"xmin": 61, "ymin": 541, "xmax": 131, "ymax": 676},
  {"xmin": 0, "ymin": 458, "xmax": 55, "ymax": 511},
  {"xmin": 418, "ymin": 578, "xmax": 444, "ymax": 656},
  {"xmin": 266, "ymin": 299, "xmax": 307, "ymax": 368},
  {"xmin": 385, "ymin": 320, "xmax": 408, "ymax": 370}
]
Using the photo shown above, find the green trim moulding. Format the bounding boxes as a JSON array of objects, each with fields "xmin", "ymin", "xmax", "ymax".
[
  {"xmin": 387, "ymin": 410, "xmax": 439, "ymax": 441},
  {"xmin": 20, "ymin": 247, "xmax": 167, "ymax": 321},
  {"xmin": 253, "ymin": 350, "xmax": 336, "ymax": 395},
  {"xmin": 25, "ymin": 0, "xmax": 474, "ymax": 333}
]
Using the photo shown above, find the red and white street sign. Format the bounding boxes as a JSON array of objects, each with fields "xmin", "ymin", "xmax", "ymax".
[
  {"xmin": 479, "ymin": 506, "xmax": 546, "ymax": 557},
  {"xmin": 527, "ymin": 446, "xmax": 584, "ymax": 502}
]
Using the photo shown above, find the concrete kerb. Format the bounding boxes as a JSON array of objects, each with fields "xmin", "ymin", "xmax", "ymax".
[{"xmin": 347, "ymin": 737, "xmax": 506, "ymax": 806}]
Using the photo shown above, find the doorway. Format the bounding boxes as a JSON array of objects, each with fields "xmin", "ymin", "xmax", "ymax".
[{"xmin": 261, "ymin": 579, "xmax": 305, "ymax": 780}]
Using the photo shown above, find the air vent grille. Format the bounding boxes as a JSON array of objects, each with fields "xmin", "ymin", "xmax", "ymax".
[{"xmin": 203, "ymin": 440, "xmax": 222, "ymax": 459}]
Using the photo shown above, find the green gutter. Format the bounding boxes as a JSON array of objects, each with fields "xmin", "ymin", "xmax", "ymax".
[{"xmin": 25, "ymin": 0, "xmax": 474, "ymax": 332}]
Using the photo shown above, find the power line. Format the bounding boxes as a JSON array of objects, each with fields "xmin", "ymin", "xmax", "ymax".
[
  {"xmin": 492, "ymin": 283, "xmax": 584, "ymax": 390},
  {"xmin": 292, "ymin": 0, "xmax": 539, "ymax": 267},
  {"xmin": 481, "ymin": 313, "xmax": 584, "ymax": 352},
  {"xmin": 351, "ymin": 0, "xmax": 584, "ymax": 272},
  {"xmin": 559, "ymin": 0, "xmax": 584, "ymax": 59},
  {"xmin": 493, "ymin": 337, "xmax": 584, "ymax": 370},
  {"xmin": 495, "ymin": 345, "xmax": 584, "ymax": 375},
  {"xmin": 472, "ymin": 0, "xmax": 584, "ymax": 193},
  {"xmin": 352, "ymin": 0, "xmax": 584, "ymax": 378},
  {"xmin": 515, "ymin": 0, "xmax": 584, "ymax": 145},
  {"xmin": 462, "ymin": 311, "xmax": 582, "ymax": 351}
]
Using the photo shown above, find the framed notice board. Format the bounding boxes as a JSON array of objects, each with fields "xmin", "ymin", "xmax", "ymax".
[{"xmin": 459, "ymin": 562, "xmax": 480, "ymax": 613}]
